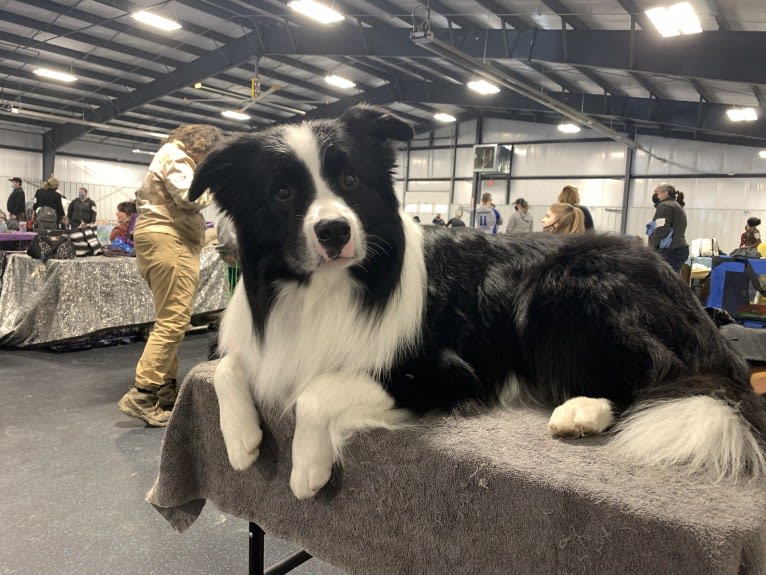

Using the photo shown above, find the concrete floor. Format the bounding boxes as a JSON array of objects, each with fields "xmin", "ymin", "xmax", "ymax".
[{"xmin": 0, "ymin": 332, "xmax": 346, "ymax": 575}]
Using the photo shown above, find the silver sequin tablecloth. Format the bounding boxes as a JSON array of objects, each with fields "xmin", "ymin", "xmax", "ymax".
[{"xmin": 0, "ymin": 248, "xmax": 229, "ymax": 348}]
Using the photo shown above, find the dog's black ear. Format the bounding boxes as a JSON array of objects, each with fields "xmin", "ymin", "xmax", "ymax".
[
  {"xmin": 340, "ymin": 104, "xmax": 414, "ymax": 142},
  {"xmin": 189, "ymin": 136, "xmax": 258, "ymax": 210}
]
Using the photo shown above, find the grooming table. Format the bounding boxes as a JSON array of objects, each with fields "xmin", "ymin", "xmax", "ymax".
[{"xmin": 147, "ymin": 362, "xmax": 766, "ymax": 575}]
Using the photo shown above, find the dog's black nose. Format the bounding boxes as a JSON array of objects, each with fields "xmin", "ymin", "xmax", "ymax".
[{"xmin": 314, "ymin": 218, "xmax": 351, "ymax": 258}]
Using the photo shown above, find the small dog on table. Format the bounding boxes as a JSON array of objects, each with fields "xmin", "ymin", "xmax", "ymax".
[{"xmin": 189, "ymin": 104, "xmax": 766, "ymax": 499}]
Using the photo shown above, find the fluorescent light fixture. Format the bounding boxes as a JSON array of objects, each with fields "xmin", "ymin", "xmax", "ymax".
[
  {"xmin": 558, "ymin": 123, "xmax": 581, "ymax": 134},
  {"xmin": 221, "ymin": 110, "xmax": 251, "ymax": 121},
  {"xmin": 33, "ymin": 68, "xmax": 77, "ymax": 82},
  {"xmin": 669, "ymin": 2, "xmax": 702, "ymax": 34},
  {"xmin": 132, "ymin": 149, "xmax": 156, "ymax": 155},
  {"xmin": 726, "ymin": 107, "xmax": 758, "ymax": 122},
  {"xmin": 645, "ymin": 2, "xmax": 701, "ymax": 37},
  {"xmin": 467, "ymin": 80, "xmax": 500, "ymax": 95},
  {"xmin": 759, "ymin": 151, "xmax": 766, "ymax": 159},
  {"xmin": 324, "ymin": 75, "xmax": 355, "ymax": 89},
  {"xmin": 132, "ymin": 11, "xmax": 182, "ymax": 31},
  {"xmin": 10, "ymin": 106, "xmax": 20, "ymax": 114},
  {"xmin": 148, "ymin": 132, "xmax": 168, "ymax": 139},
  {"xmin": 434, "ymin": 112, "xmax": 456, "ymax": 122},
  {"xmin": 288, "ymin": 0, "xmax": 344, "ymax": 24}
]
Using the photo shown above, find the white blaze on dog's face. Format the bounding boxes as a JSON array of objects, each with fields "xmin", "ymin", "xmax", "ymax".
[
  {"xmin": 281, "ymin": 123, "xmax": 366, "ymax": 271},
  {"xmin": 272, "ymin": 124, "xmax": 366, "ymax": 273}
]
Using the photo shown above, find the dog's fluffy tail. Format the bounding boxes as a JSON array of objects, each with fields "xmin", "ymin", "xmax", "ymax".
[{"xmin": 609, "ymin": 378, "xmax": 766, "ymax": 480}]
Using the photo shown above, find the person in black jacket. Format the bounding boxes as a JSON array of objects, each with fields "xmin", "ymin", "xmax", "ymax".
[
  {"xmin": 649, "ymin": 183, "xmax": 688, "ymax": 272},
  {"xmin": 67, "ymin": 187, "xmax": 97, "ymax": 228},
  {"xmin": 7, "ymin": 177, "xmax": 25, "ymax": 221},
  {"xmin": 33, "ymin": 177, "xmax": 65, "ymax": 227}
]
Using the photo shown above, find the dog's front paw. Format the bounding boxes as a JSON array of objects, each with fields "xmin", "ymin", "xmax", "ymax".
[
  {"xmin": 221, "ymin": 419, "xmax": 263, "ymax": 471},
  {"xmin": 549, "ymin": 397, "xmax": 613, "ymax": 438},
  {"xmin": 290, "ymin": 425, "xmax": 334, "ymax": 499},
  {"xmin": 289, "ymin": 461, "xmax": 333, "ymax": 500}
]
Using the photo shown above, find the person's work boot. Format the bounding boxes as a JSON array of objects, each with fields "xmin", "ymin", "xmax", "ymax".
[
  {"xmin": 156, "ymin": 380, "xmax": 178, "ymax": 411},
  {"xmin": 118, "ymin": 386, "xmax": 171, "ymax": 427}
]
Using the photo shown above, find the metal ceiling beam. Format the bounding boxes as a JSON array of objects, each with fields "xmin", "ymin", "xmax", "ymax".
[
  {"xmin": 254, "ymin": 27, "xmax": 766, "ymax": 86},
  {"xmin": 473, "ymin": 0, "xmax": 536, "ymax": 30},
  {"xmin": 689, "ymin": 79, "xmax": 719, "ymax": 104},
  {"xmin": 48, "ymin": 27, "xmax": 265, "ymax": 147},
  {"xmin": 629, "ymin": 71, "xmax": 670, "ymax": 100},
  {"xmin": 703, "ymin": 0, "xmax": 732, "ymax": 31},
  {"xmin": 572, "ymin": 65, "xmax": 626, "ymax": 96},
  {"xmin": 522, "ymin": 61, "xmax": 580, "ymax": 93},
  {"xmin": 0, "ymin": 9, "xmax": 181, "ymax": 70},
  {"xmin": 540, "ymin": 0, "xmax": 589, "ymax": 30},
  {"xmin": 753, "ymin": 86, "xmax": 765, "ymax": 108},
  {"xmin": 615, "ymin": 0, "xmax": 654, "ymax": 31},
  {"xmin": 304, "ymin": 80, "xmax": 766, "ymax": 144},
  {"xmin": 531, "ymin": 1, "xmax": 628, "ymax": 97}
]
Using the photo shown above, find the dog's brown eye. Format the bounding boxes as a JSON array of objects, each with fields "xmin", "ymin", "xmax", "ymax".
[
  {"xmin": 341, "ymin": 172, "xmax": 358, "ymax": 190},
  {"xmin": 273, "ymin": 186, "xmax": 292, "ymax": 201}
]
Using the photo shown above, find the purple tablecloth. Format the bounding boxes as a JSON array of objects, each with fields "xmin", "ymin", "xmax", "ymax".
[{"xmin": 0, "ymin": 231, "xmax": 36, "ymax": 242}]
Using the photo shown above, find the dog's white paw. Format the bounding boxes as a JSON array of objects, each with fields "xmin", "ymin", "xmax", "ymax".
[
  {"xmin": 290, "ymin": 425, "xmax": 334, "ymax": 499},
  {"xmin": 290, "ymin": 461, "xmax": 333, "ymax": 500},
  {"xmin": 221, "ymin": 420, "xmax": 263, "ymax": 471},
  {"xmin": 549, "ymin": 397, "xmax": 614, "ymax": 438}
]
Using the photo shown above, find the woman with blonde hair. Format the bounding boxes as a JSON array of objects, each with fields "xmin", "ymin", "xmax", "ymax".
[
  {"xmin": 541, "ymin": 203, "xmax": 585, "ymax": 234},
  {"xmin": 558, "ymin": 185, "xmax": 594, "ymax": 231}
]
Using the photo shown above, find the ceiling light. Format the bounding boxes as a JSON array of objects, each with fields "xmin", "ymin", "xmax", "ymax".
[
  {"xmin": 132, "ymin": 11, "xmax": 182, "ymax": 31},
  {"xmin": 645, "ymin": 2, "xmax": 702, "ymax": 37},
  {"xmin": 759, "ymin": 151, "xmax": 766, "ymax": 159},
  {"xmin": 10, "ymin": 106, "xmax": 20, "ymax": 114},
  {"xmin": 324, "ymin": 75, "xmax": 355, "ymax": 89},
  {"xmin": 132, "ymin": 149, "xmax": 156, "ymax": 155},
  {"xmin": 288, "ymin": 0, "xmax": 344, "ymax": 24},
  {"xmin": 434, "ymin": 112, "xmax": 456, "ymax": 122},
  {"xmin": 558, "ymin": 123, "xmax": 581, "ymax": 134},
  {"xmin": 467, "ymin": 80, "xmax": 500, "ymax": 95},
  {"xmin": 726, "ymin": 107, "xmax": 758, "ymax": 122},
  {"xmin": 669, "ymin": 2, "xmax": 702, "ymax": 34},
  {"xmin": 221, "ymin": 110, "xmax": 251, "ymax": 121},
  {"xmin": 33, "ymin": 68, "xmax": 77, "ymax": 82},
  {"xmin": 148, "ymin": 132, "xmax": 168, "ymax": 139}
]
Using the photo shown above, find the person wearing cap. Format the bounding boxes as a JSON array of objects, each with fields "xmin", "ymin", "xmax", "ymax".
[
  {"xmin": 648, "ymin": 183, "xmax": 688, "ymax": 272},
  {"xmin": 506, "ymin": 197, "xmax": 534, "ymax": 234},
  {"xmin": 7, "ymin": 177, "xmax": 25, "ymax": 221},
  {"xmin": 33, "ymin": 177, "xmax": 65, "ymax": 227}
]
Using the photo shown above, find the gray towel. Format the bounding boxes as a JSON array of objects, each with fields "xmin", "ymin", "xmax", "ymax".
[{"xmin": 147, "ymin": 362, "xmax": 766, "ymax": 574}]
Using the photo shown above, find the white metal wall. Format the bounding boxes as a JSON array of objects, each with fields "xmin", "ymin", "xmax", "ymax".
[
  {"xmin": 3, "ymin": 120, "xmax": 766, "ymax": 248},
  {"xmin": 399, "ymin": 119, "xmax": 766, "ymax": 251},
  {"xmin": 1, "ymin": 131, "xmax": 151, "ymax": 226}
]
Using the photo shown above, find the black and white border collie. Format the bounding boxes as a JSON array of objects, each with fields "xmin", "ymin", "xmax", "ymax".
[{"xmin": 189, "ymin": 104, "xmax": 766, "ymax": 499}]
